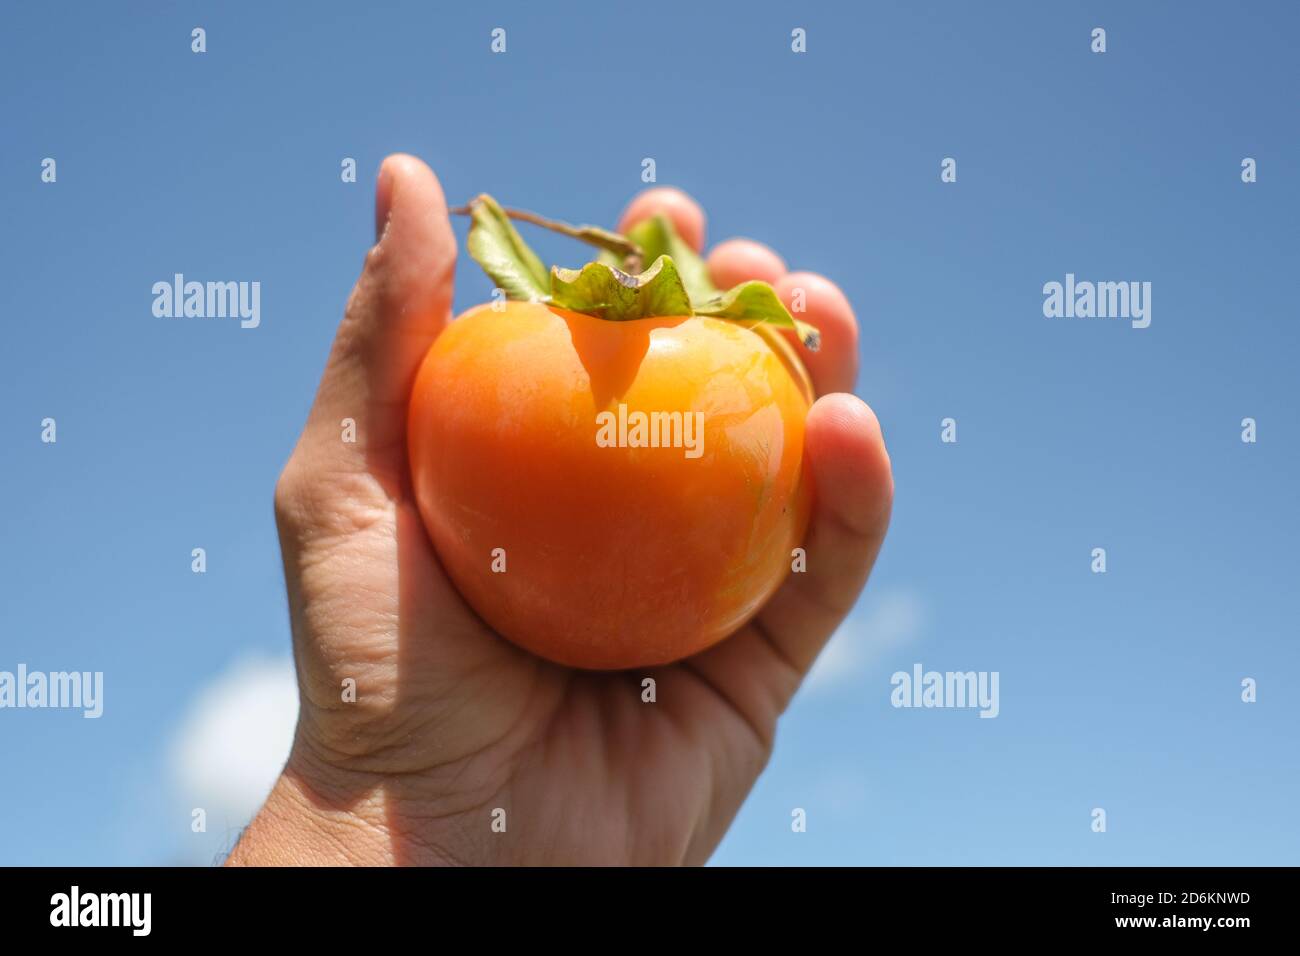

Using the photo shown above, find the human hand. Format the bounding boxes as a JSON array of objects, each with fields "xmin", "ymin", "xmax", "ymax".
[{"xmin": 227, "ymin": 154, "xmax": 893, "ymax": 866}]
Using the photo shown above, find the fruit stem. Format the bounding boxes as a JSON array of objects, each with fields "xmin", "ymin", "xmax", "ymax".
[{"xmin": 451, "ymin": 198, "xmax": 643, "ymax": 272}]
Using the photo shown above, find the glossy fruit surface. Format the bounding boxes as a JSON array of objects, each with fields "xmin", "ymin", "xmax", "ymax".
[{"xmin": 408, "ymin": 300, "xmax": 813, "ymax": 669}]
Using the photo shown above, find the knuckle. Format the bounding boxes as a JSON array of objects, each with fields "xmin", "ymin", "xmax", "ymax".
[
  {"xmin": 273, "ymin": 458, "xmax": 308, "ymax": 528},
  {"xmin": 275, "ymin": 452, "xmax": 392, "ymax": 541}
]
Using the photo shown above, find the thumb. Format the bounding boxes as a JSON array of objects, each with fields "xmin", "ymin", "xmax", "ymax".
[{"xmin": 295, "ymin": 154, "xmax": 457, "ymax": 495}]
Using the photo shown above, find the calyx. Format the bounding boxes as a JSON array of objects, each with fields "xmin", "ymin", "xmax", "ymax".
[{"xmin": 456, "ymin": 194, "xmax": 820, "ymax": 351}]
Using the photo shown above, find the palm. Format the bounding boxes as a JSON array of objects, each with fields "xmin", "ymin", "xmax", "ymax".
[{"xmin": 288, "ymin": 481, "xmax": 781, "ymax": 864}]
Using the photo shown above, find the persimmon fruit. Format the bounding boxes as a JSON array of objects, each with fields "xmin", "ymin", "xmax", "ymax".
[{"xmin": 407, "ymin": 196, "xmax": 820, "ymax": 670}]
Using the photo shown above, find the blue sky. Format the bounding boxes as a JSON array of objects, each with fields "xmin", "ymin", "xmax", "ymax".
[{"xmin": 1, "ymin": 1, "xmax": 1296, "ymax": 865}]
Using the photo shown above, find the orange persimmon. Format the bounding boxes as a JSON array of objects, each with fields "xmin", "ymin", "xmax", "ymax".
[{"xmin": 407, "ymin": 196, "xmax": 818, "ymax": 669}]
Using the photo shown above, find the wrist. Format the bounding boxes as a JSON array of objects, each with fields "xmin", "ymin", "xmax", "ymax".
[
  {"xmin": 225, "ymin": 766, "xmax": 387, "ymax": 866},
  {"xmin": 227, "ymin": 745, "xmax": 488, "ymax": 866}
]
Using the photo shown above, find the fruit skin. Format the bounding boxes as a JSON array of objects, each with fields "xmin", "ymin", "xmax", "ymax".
[{"xmin": 407, "ymin": 300, "xmax": 814, "ymax": 670}]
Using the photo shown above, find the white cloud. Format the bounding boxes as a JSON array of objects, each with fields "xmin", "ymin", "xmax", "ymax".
[
  {"xmin": 169, "ymin": 655, "xmax": 298, "ymax": 841},
  {"xmin": 805, "ymin": 589, "xmax": 925, "ymax": 692}
]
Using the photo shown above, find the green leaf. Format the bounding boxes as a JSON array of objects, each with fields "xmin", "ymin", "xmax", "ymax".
[
  {"xmin": 550, "ymin": 255, "xmax": 694, "ymax": 321},
  {"xmin": 603, "ymin": 215, "xmax": 719, "ymax": 305},
  {"xmin": 693, "ymin": 281, "xmax": 822, "ymax": 351},
  {"xmin": 463, "ymin": 194, "xmax": 550, "ymax": 301},
  {"xmin": 459, "ymin": 196, "xmax": 820, "ymax": 352}
]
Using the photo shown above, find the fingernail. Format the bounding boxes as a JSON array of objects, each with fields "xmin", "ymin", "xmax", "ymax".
[{"xmin": 375, "ymin": 160, "xmax": 395, "ymax": 244}]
